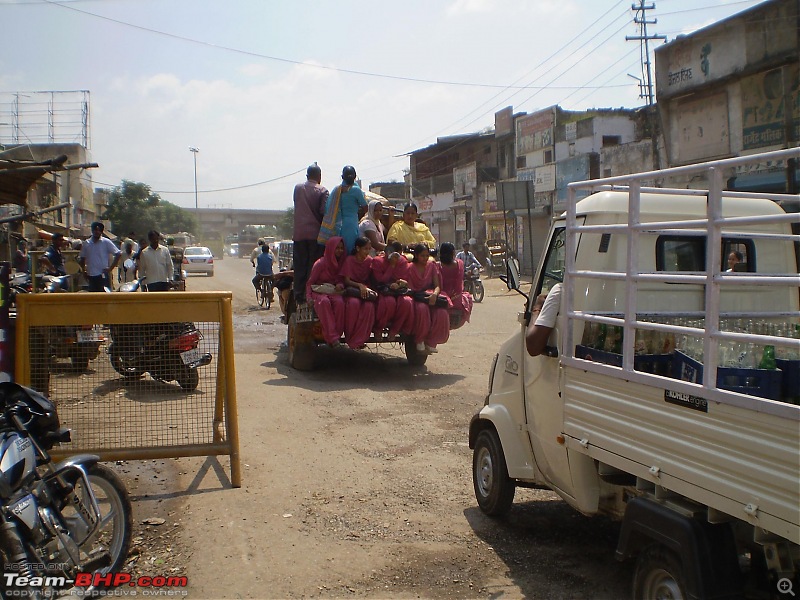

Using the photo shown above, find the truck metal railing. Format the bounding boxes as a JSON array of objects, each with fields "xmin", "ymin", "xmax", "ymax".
[{"xmin": 563, "ymin": 147, "xmax": 800, "ymax": 415}]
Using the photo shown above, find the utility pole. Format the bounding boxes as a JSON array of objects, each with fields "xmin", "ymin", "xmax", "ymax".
[
  {"xmin": 189, "ymin": 147, "xmax": 199, "ymax": 232},
  {"xmin": 626, "ymin": 1, "xmax": 666, "ymax": 106}
]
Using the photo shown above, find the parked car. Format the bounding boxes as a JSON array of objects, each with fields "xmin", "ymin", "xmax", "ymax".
[{"xmin": 182, "ymin": 246, "xmax": 214, "ymax": 276}]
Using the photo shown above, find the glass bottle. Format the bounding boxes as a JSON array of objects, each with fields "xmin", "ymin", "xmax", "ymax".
[{"xmin": 758, "ymin": 345, "xmax": 776, "ymax": 370}]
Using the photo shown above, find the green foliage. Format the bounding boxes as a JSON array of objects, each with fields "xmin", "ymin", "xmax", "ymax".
[
  {"xmin": 277, "ymin": 207, "xmax": 294, "ymax": 239},
  {"xmin": 101, "ymin": 180, "xmax": 197, "ymax": 239}
]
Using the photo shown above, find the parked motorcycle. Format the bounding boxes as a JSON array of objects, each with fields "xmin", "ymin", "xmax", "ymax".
[
  {"xmin": 463, "ymin": 265, "xmax": 485, "ymax": 303},
  {"xmin": 10, "ymin": 274, "xmax": 104, "ymax": 373},
  {"xmin": 0, "ymin": 382, "xmax": 132, "ymax": 597},
  {"xmin": 107, "ymin": 270, "xmax": 212, "ymax": 391}
]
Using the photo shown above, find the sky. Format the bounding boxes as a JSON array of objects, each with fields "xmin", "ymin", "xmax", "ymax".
[{"xmin": 0, "ymin": 0, "xmax": 768, "ymax": 212}]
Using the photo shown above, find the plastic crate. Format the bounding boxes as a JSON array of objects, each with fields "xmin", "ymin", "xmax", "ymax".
[
  {"xmin": 574, "ymin": 345, "xmax": 673, "ymax": 377},
  {"xmin": 673, "ymin": 350, "xmax": 782, "ymax": 401},
  {"xmin": 775, "ymin": 358, "xmax": 800, "ymax": 404}
]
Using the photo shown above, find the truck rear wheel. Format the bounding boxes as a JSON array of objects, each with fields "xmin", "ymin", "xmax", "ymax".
[
  {"xmin": 473, "ymin": 429, "xmax": 515, "ymax": 516},
  {"xmin": 288, "ymin": 314, "xmax": 316, "ymax": 371},
  {"xmin": 633, "ymin": 545, "xmax": 687, "ymax": 600},
  {"xmin": 404, "ymin": 337, "xmax": 428, "ymax": 366}
]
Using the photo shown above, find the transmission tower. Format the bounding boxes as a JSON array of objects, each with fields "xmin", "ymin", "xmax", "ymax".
[{"xmin": 626, "ymin": 1, "xmax": 666, "ymax": 105}]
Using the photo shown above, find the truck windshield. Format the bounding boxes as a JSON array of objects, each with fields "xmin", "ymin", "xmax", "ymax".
[{"xmin": 539, "ymin": 227, "xmax": 566, "ymax": 296}]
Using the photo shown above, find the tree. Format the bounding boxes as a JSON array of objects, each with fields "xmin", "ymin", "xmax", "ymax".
[
  {"xmin": 277, "ymin": 207, "xmax": 294, "ymax": 239},
  {"xmin": 102, "ymin": 180, "xmax": 197, "ymax": 240}
]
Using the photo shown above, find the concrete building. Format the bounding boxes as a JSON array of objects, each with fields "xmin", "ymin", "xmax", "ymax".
[
  {"xmin": 406, "ymin": 131, "xmax": 499, "ymax": 246},
  {"xmin": 0, "ymin": 143, "xmax": 98, "ymax": 238},
  {"xmin": 654, "ymin": 0, "xmax": 799, "ymax": 192}
]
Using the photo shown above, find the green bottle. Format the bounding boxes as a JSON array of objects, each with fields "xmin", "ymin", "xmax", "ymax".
[{"xmin": 758, "ymin": 345, "xmax": 776, "ymax": 370}]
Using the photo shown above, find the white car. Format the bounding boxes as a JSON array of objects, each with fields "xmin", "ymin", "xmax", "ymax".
[{"xmin": 182, "ymin": 246, "xmax": 214, "ymax": 276}]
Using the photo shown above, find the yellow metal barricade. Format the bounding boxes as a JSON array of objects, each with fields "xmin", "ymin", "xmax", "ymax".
[{"xmin": 14, "ymin": 292, "xmax": 241, "ymax": 487}]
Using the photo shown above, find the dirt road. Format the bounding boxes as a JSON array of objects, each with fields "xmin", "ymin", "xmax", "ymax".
[{"xmin": 127, "ymin": 257, "xmax": 630, "ymax": 599}]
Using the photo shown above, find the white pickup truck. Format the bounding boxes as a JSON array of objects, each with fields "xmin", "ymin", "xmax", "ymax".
[{"xmin": 470, "ymin": 148, "xmax": 800, "ymax": 600}]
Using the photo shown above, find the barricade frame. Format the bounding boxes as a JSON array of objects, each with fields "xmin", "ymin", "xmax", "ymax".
[{"xmin": 14, "ymin": 291, "xmax": 241, "ymax": 487}]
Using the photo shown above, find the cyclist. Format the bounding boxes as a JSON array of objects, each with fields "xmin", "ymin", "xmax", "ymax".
[{"xmin": 252, "ymin": 244, "xmax": 275, "ymax": 305}]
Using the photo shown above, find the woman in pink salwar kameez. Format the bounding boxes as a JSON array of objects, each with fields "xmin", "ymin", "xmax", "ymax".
[
  {"xmin": 306, "ymin": 236, "xmax": 346, "ymax": 347},
  {"xmin": 340, "ymin": 237, "xmax": 377, "ymax": 349},
  {"xmin": 371, "ymin": 243, "xmax": 414, "ymax": 339},
  {"xmin": 405, "ymin": 243, "xmax": 450, "ymax": 354},
  {"xmin": 438, "ymin": 242, "xmax": 473, "ymax": 329}
]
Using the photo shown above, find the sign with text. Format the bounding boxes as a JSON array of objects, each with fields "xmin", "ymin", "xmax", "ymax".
[
  {"xmin": 741, "ymin": 65, "xmax": 800, "ymax": 151},
  {"xmin": 516, "ymin": 108, "xmax": 555, "ymax": 156},
  {"xmin": 453, "ymin": 163, "xmax": 477, "ymax": 198}
]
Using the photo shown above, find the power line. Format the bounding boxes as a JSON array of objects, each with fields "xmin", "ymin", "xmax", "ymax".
[
  {"xmin": 84, "ymin": 167, "xmax": 304, "ymax": 195},
  {"xmin": 34, "ymin": 0, "xmax": 624, "ymax": 91}
]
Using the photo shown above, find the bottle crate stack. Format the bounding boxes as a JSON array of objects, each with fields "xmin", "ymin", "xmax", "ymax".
[{"xmin": 577, "ymin": 317, "xmax": 799, "ymax": 404}]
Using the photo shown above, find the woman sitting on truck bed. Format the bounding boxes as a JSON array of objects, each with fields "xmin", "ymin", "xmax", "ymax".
[
  {"xmin": 438, "ymin": 242, "xmax": 473, "ymax": 329},
  {"xmin": 306, "ymin": 236, "xmax": 346, "ymax": 348},
  {"xmin": 386, "ymin": 202, "xmax": 437, "ymax": 250},
  {"xmin": 371, "ymin": 241, "xmax": 414, "ymax": 340},
  {"xmin": 402, "ymin": 243, "xmax": 450, "ymax": 354},
  {"xmin": 340, "ymin": 237, "xmax": 378, "ymax": 349}
]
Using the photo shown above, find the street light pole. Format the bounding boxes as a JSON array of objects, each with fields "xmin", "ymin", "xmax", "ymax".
[{"xmin": 189, "ymin": 147, "xmax": 199, "ymax": 226}]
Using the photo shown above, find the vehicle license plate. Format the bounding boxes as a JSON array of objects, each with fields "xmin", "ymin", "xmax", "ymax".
[
  {"xmin": 180, "ymin": 348, "xmax": 203, "ymax": 365},
  {"xmin": 77, "ymin": 330, "xmax": 99, "ymax": 343}
]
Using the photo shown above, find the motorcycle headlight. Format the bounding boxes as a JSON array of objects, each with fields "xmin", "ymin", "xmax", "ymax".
[{"xmin": 486, "ymin": 353, "xmax": 499, "ymax": 405}]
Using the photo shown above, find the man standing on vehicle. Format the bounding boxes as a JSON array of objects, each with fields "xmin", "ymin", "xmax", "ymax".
[
  {"xmin": 138, "ymin": 230, "xmax": 174, "ymax": 291},
  {"xmin": 79, "ymin": 222, "xmax": 121, "ymax": 292},
  {"xmin": 292, "ymin": 162, "xmax": 329, "ymax": 305},
  {"xmin": 252, "ymin": 244, "xmax": 275, "ymax": 305}
]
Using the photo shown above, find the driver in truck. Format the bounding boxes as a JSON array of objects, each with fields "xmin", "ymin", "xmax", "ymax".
[{"xmin": 525, "ymin": 283, "xmax": 561, "ymax": 357}]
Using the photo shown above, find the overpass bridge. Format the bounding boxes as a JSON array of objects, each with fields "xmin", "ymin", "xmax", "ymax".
[{"xmin": 196, "ymin": 207, "xmax": 285, "ymax": 237}]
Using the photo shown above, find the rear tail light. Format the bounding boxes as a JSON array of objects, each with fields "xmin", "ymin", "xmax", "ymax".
[
  {"xmin": 208, "ymin": 258, "xmax": 213, "ymax": 264},
  {"xmin": 182, "ymin": 257, "xmax": 189, "ymax": 264},
  {"xmin": 169, "ymin": 330, "xmax": 201, "ymax": 352}
]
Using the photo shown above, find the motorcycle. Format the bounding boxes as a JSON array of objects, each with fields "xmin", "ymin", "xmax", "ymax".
[
  {"xmin": 463, "ymin": 265, "xmax": 485, "ymax": 303},
  {"xmin": 10, "ymin": 273, "xmax": 104, "ymax": 374},
  {"xmin": 107, "ymin": 269, "xmax": 212, "ymax": 391},
  {"xmin": 0, "ymin": 382, "xmax": 132, "ymax": 598}
]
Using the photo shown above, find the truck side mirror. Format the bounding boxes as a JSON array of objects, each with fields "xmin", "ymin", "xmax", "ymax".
[{"xmin": 505, "ymin": 257, "xmax": 521, "ymax": 291}]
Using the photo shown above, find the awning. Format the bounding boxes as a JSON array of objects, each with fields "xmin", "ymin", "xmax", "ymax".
[{"xmin": 0, "ymin": 155, "xmax": 68, "ymax": 205}]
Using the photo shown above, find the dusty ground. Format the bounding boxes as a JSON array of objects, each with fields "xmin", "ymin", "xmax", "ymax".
[{"xmin": 116, "ymin": 257, "xmax": 631, "ymax": 599}]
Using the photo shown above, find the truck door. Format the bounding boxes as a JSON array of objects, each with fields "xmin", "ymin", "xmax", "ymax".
[{"xmin": 523, "ymin": 225, "xmax": 576, "ymax": 498}]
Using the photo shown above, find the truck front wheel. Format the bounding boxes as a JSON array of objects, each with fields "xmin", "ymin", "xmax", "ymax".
[
  {"xmin": 633, "ymin": 545, "xmax": 687, "ymax": 600},
  {"xmin": 472, "ymin": 429, "xmax": 515, "ymax": 516}
]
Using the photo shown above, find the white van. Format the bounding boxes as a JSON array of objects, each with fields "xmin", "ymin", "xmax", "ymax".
[{"xmin": 470, "ymin": 148, "xmax": 800, "ymax": 599}]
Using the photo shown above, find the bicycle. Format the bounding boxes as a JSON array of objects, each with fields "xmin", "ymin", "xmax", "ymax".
[{"xmin": 255, "ymin": 273, "xmax": 274, "ymax": 309}]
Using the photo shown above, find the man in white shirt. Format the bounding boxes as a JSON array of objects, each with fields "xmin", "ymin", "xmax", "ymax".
[
  {"xmin": 525, "ymin": 282, "xmax": 562, "ymax": 356},
  {"xmin": 138, "ymin": 230, "xmax": 174, "ymax": 291},
  {"xmin": 79, "ymin": 222, "xmax": 121, "ymax": 292}
]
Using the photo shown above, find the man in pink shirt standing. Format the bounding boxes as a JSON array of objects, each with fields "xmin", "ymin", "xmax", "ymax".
[{"xmin": 292, "ymin": 163, "xmax": 329, "ymax": 304}]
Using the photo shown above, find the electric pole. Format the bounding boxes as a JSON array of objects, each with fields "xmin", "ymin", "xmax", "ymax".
[{"xmin": 626, "ymin": 1, "xmax": 666, "ymax": 106}]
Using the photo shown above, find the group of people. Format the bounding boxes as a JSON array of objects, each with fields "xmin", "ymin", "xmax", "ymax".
[
  {"xmin": 304, "ymin": 235, "xmax": 474, "ymax": 354},
  {"xmin": 291, "ymin": 162, "xmax": 479, "ymax": 352},
  {"xmin": 14, "ymin": 222, "xmax": 177, "ymax": 292}
]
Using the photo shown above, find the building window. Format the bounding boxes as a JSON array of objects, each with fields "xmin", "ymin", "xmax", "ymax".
[
  {"xmin": 602, "ymin": 135, "xmax": 621, "ymax": 147},
  {"xmin": 544, "ymin": 149, "xmax": 553, "ymax": 163},
  {"xmin": 517, "ymin": 156, "xmax": 527, "ymax": 169}
]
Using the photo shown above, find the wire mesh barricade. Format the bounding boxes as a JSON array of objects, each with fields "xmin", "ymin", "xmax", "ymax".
[{"xmin": 14, "ymin": 292, "xmax": 241, "ymax": 486}]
